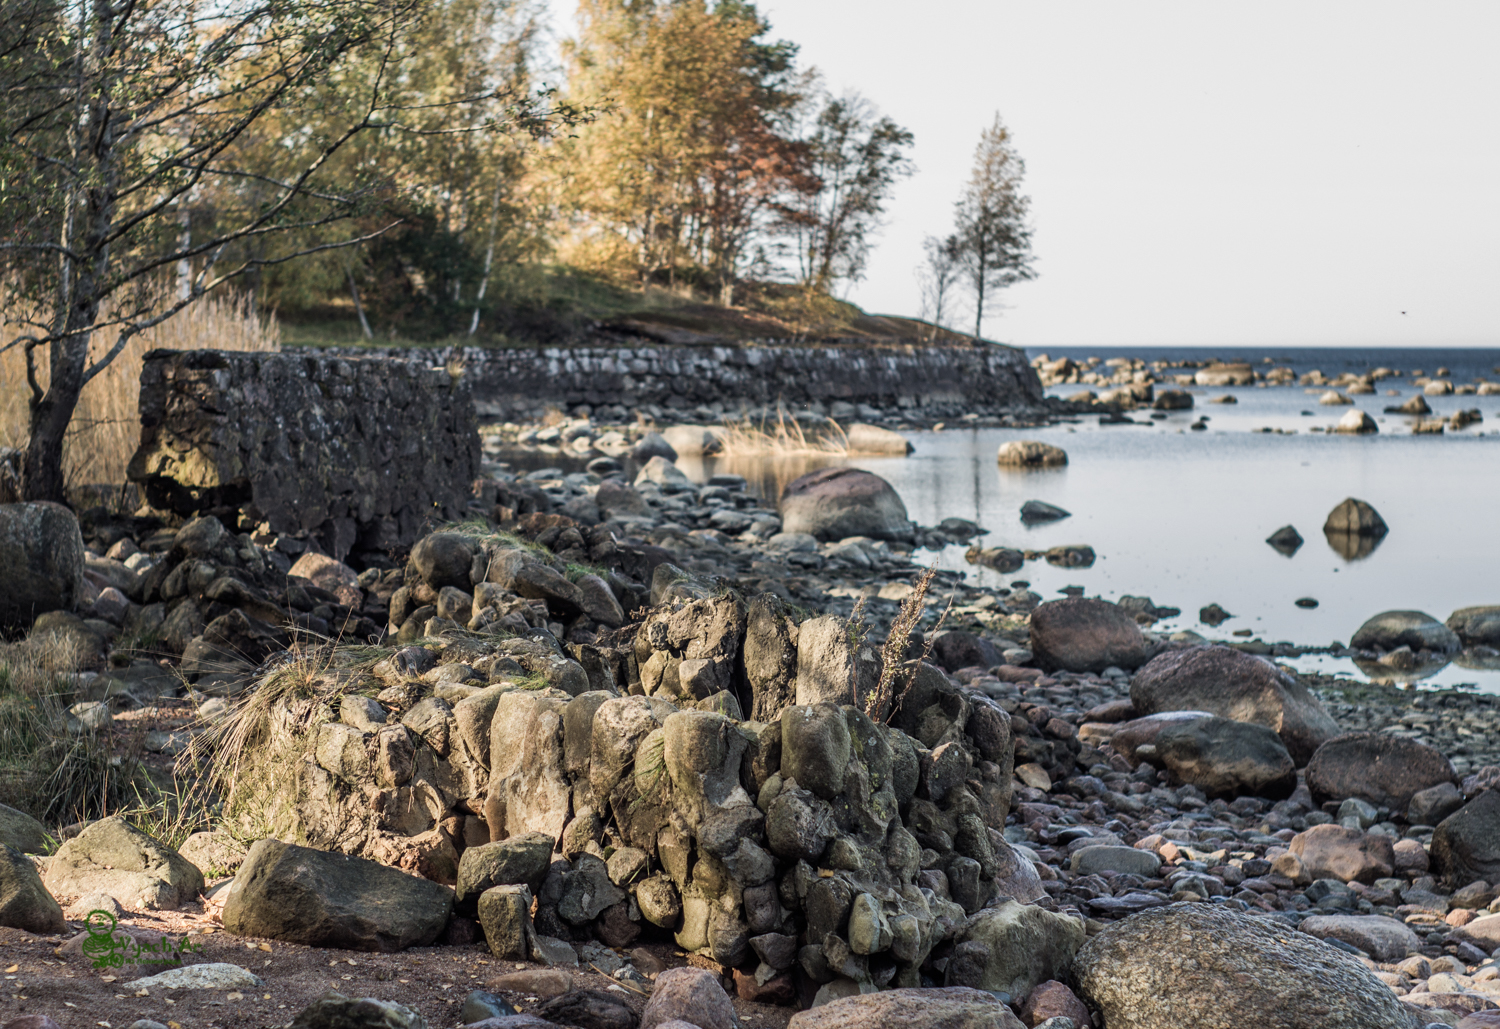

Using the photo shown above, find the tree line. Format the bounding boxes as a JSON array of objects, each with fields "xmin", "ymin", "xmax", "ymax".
[{"xmin": 0, "ymin": 0, "xmax": 1033, "ymax": 501}]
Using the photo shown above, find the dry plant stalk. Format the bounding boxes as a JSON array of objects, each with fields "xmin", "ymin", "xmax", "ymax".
[
  {"xmin": 715, "ymin": 408, "xmax": 849, "ymax": 459},
  {"xmin": 1, "ymin": 285, "xmax": 279, "ymax": 489},
  {"xmin": 867, "ymin": 567, "xmax": 953, "ymax": 723}
]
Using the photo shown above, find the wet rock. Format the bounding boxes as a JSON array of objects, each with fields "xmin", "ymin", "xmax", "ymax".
[
  {"xmin": 1324, "ymin": 497, "xmax": 1389, "ymax": 537},
  {"xmin": 1198, "ymin": 603, "xmax": 1233, "ymax": 626},
  {"xmin": 1447, "ymin": 606, "xmax": 1500, "ymax": 648},
  {"xmin": 946, "ymin": 900, "xmax": 1086, "ymax": 1000},
  {"xmin": 1030, "ymin": 598, "xmax": 1159, "ymax": 673},
  {"xmin": 787, "ymin": 987, "xmax": 1025, "ymax": 1029},
  {"xmin": 1352, "ymin": 611, "xmax": 1460, "ymax": 654},
  {"xmin": 779, "ymin": 468, "xmax": 914, "ymax": 543},
  {"xmin": 0, "ymin": 502, "xmax": 85, "ymax": 629},
  {"xmin": 222, "ymin": 839, "xmax": 453, "ymax": 951},
  {"xmin": 1265, "ymin": 525, "xmax": 1304, "ymax": 556},
  {"xmin": 0, "ymin": 843, "xmax": 65, "ymax": 934},
  {"xmin": 1305, "ymin": 732, "xmax": 1457, "ymax": 810},
  {"xmin": 996, "ymin": 441, "xmax": 1068, "ymax": 468},
  {"xmin": 44, "ymin": 816, "xmax": 204, "ymax": 911},
  {"xmin": 1130, "ymin": 645, "xmax": 1340, "ymax": 764},
  {"xmin": 1194, "ymin": 363, "xmax": 1254, "ymax": 386},
  {"xmin": 1074, "ymin": 903, "xmax": 1419, "ymax": 1029},
  {"xmin": 1020, "ymin": 500, "xmax": 1070, "ymax": 524},
  {"xmin": 846, "ymin": 423, "xmax": 914, "ymax": 456},
  {"xmin": 1431, "ymin": 790, "xmax": 1500, "ymax": 886},
  {"xmin": 1289, "ymin": 824, "xmax": 1395, "ymax": 884},
  {"xmin": 1153, "ymin": 389, "xmax": 1193, "ymax": 411},
  {"xmin": 1298, "ymin": 914, "xmax": 1423, "ymax": 962},
  {"xmin": 639, "ymin": 966, "xmax": 737, "ymax": 1029},
  {"xmin": 1331, "ymin": 409, "xmax": 1378, "ymax": 434}
]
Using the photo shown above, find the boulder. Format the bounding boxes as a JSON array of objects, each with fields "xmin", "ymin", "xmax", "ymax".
[
  {"xmin": 1331, "ymin": 409, "xmax": 1378, "ymax": 434},
  {"xmin": 477, "ymin": 885, "xmax": 532, "ymax": 960},
  {"xmin": 1409, "ymin": 783, "xmax": 1466, "ymax": 826},
  {"xmin": 787, "ymin": 987, "xmax": 1025, "ymax": 1029},
  {"xmin": 1324, "ymin": 498, "xmax": 1388, "ymax": 537},
  {"xmin": 1351, "ymin": 611, "xmax": 1460, "ymax": 654},
  {"xmin": 289, "ymin": 991, "xmax": 426, "ymax": 1029},
  {"xmin": 534, "ymin": 990, "xmax": 637, "ymax": 1029},
  {"xmin": 456, "ymin": 833, "xmax": 556, "ymax": 913},
  {"xmin": 128, "ymin": 963, "xmax": 264, "ymax": 990},
  {"xmin": 1289, "ymin": 825, "xmax": 1395, "ymax": 884},
  {"xmin": 410, "ymin": 532, "xmax": 477, "ymax": 591},
  {"xmin": 1149, "ymin": 715, "xmax": 1297, "ymax": 799},
  {"xmin": 1071, "ymin": 846, "xmax": 1161, "ymax": 879},
  {"xmin": 1298, "ymin": 914, "xmax": 1423, "ymax": 962},
  {"xmin": 1305, "ymin": 733, "xmax": 1457, "ymax": 810},
  {"xmin": 0, "ymin": 502, "xmax": 85, "ymax": 628},
  {"xmin": 1029, "ymin": 598, "xmax": 1158, "ymax": 673},
  {"xmin": 1153, "ymin": 389, "xmax": 1193, "ymax": 411},
  {"xmin": 930, "ymin": 632, "xmax": 1004, "ymax": 675},
  {"xmin": 781, "ymin": 705, "xmax": 852, "ymax": 800},
  {"xmin": 779, "ymin": 468, "xmax": 914, "ymax": 542},
  {"xmin": 1454, "ymin": 914, "xmax": 1500, "ymax": 954},
  {"xmin": 1193, "ymin": 363, "xmax": 1254, "ymax": 386},
  {"xmin": 0, "ymin": 804, "xmax": 50, "ymax": 855},
  {"xmin": 744, "ymin": 594, "xmax": 800, "ymax": 723},
  {"xmin": 660, "ymin": 425, "xmax": 722, "ymax": 457},
  {"xmin": 44, "ymin": 816, "xmax": 204, "ymax": 911},
  {"xmin": 1431, "ymin": 790, "xmax": 1500, "ymax": 886},
  {"xmin": 1019, "ymin": 500, "xmax": 1070, "ymax": 524},
  {"xmin": 222, "ymin": 839, "xmax": 453, "ymax": 951},
  {"xmin": 177, "ymin": 832, "xmax": 249, "ymax": 878},
  {"xmin": 635, "ymin": 456, "xmax": 690, "ymax": 487},
  {"xmin": 845, "ymin": 424, "xmax": 914, "ymax": 456},
  {"xmin": 1265, "ymin": 525, "xmax": 1304, "ymax": 556},
  {"xmin": 996, "ymin": 441, "xmax": 1068, "ymax": 468},
  {"xmin": 1074, "ymin": 903, "xmax": 1420, "ymax": 1029},
  {"xmin": 639, "ymin": 966, "xmax": 736, "ymax": 1029},
  {"xmin": 1447, "ymin": 606, "xmax": 1500, "ymax": 647},
  {"xmin": 631, "ymin": 433, "xmax": 678, "ymax": 463},
  {"xmin": 0, "ymin": 844, "xmax": 65, "ymax": 934},
  {"xmin": 946, "ymin": 900, "xmax": 1086, "ymax": 1000},
  {"xmin": 486, "ymin": 550, "xmax": 587, "ymax": 617},
  {"xmin": 1129, "ymin": 646, "xmax": 1340, "ymax": 765}
]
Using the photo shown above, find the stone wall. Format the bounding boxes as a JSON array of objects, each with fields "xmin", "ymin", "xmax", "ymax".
[
  {"xmin": 292, "ymin": 339, "xmax": 1046, "ymax": 421},
  {"xmin": 128, "ymin": 350, "xmax": 479, "ymax": 560}
]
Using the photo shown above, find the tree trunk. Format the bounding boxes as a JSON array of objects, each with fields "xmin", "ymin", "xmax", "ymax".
[
  {"xmin": 347, "ymin": 264, "xmax": 373, "ymax": 339},
  {"xmin": 22, "ymin": 318, "xmax": 94, "ymax": 503}
]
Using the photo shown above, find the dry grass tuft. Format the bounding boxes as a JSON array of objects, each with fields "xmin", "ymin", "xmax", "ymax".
[
  {"xmin": 868, "ymin": 567, "xmax": 951, "ymax": 724},
  {"xmin": 715, "ymin": 409, "xmax": 849, "ymax": 459},
  {"xmin": 1, "ymin": 286, "xmax": 280, "ymax": 488}
]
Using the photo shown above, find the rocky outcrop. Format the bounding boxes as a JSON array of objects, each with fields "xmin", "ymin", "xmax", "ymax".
[{"xmin": 128, "ymin": 350, "xmax": 479, "ymax": 561}]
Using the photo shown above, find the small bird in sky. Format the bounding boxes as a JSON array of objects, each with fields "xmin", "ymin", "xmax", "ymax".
[{"xmin": 1400, "ymin": 311, "xmax": 1407, "ymax": 315}]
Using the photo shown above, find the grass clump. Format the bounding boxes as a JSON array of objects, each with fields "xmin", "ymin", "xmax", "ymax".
[{"xmin": 0, "ymin": 637, "xmax": 152, "ymax": 829}]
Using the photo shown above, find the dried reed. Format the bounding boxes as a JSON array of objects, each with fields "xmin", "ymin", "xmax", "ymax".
[
  {"xmin": 715, "ymin": 409, "xmax": 849, "ymax": 459},
  {"xmin": 1, "ymin": 287, "xmax": 280, "ymax": 489}
]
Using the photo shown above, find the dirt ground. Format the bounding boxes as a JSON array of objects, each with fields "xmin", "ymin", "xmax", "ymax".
[{"xmin": 0, "ymin": 917, "xmax": 798, "ymax": 1029}]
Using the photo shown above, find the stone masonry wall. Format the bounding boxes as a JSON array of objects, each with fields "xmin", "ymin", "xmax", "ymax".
[
  {"xmin": 293, "ymin": 339, "xmax": 1047, "ymax": 421},
  {"xmin": 128, "ymin": 350, "xmax": 479, "ymax": 560}
]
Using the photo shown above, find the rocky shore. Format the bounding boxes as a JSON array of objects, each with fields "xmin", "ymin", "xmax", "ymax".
[{"xmin": 2, "ymin": 427, "xmax": 1500, "ymax": 1029}]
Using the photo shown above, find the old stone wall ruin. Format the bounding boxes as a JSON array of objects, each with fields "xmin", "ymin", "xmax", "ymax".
[
  {"xmin": 293, "ymin": 340, "xmax": 1047, "ymax": 422},
  {"xmin": 128, "ymin": 350, "xmax": 480, "ymax": 560}
]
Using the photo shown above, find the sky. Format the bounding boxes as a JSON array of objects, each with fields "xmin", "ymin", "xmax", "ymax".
[{"xmin": 546, "ymin": 1, "xmax": 1500, "ymax": 349}]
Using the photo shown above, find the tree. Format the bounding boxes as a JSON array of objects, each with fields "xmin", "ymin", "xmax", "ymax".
[
  {"xmin": 916, "ymin": 233, "xmax": 963, "ymax": 337},
  {"xmin": 558, "ymin": 0, "xmax": 809, "ymax": 297},
  {"xmin": 784, "ymin": 91, "xmax": 913, "ymax": 292},
  {"xmin": 953, "ymin": 113, "xmax": 1035, "ymax": 339},
  {"xmin": 0, "ymin": 0, "xmax": 573, "ymax": 501}
]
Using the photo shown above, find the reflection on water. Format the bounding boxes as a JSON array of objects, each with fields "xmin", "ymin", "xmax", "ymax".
[{"xmin": 1323, "ymin": 528, "xmax": 1385, "ymax": 562}]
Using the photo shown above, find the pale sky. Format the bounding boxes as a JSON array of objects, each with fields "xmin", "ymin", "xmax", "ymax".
[{"xmin": 548, "ymin": 2, "xmax": 1500, "ymax": 348}]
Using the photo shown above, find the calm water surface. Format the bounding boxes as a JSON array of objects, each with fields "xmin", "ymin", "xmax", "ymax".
[{"xmin": 692, "ymin": 347, "xmax": 1500, "ymax": 692}]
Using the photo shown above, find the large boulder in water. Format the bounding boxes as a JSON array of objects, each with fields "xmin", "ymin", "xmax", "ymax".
[
  {"xmin": 996, "ymin": 440, "xmax": 1067, "ymax": 468},
  {"xmin": 1305, "ymin": 732, "xmax": 1457, "ymax": 810},
  {"xmin": 1029, "ymin": 598, "xmax": 1159, "ymax": 673},
  {"xmin": 1129, "ymin": 645, "xmax": 1340, "ymax": 765},
  {"xmin": 1324, "ymin": 497, "xmax": 1388, "ymax": 537},
  {"xmin": 1446, "ymin": 606, "xmax": 1500, "ymax": 647},
  {"xmin": 779, "ymin": 468, "xmax": 913, "ymax": 542},
  {"xmin": 1074, "ymin": 903, "xmax": 1421, "ymax": 1029},
  {"xmin": 1351, "ymin": 610, "xmax": 1460, "ymax": 654},
  {"xmin": 0, "ymin": 502, "xmax": 85, "ymax": 629}
]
